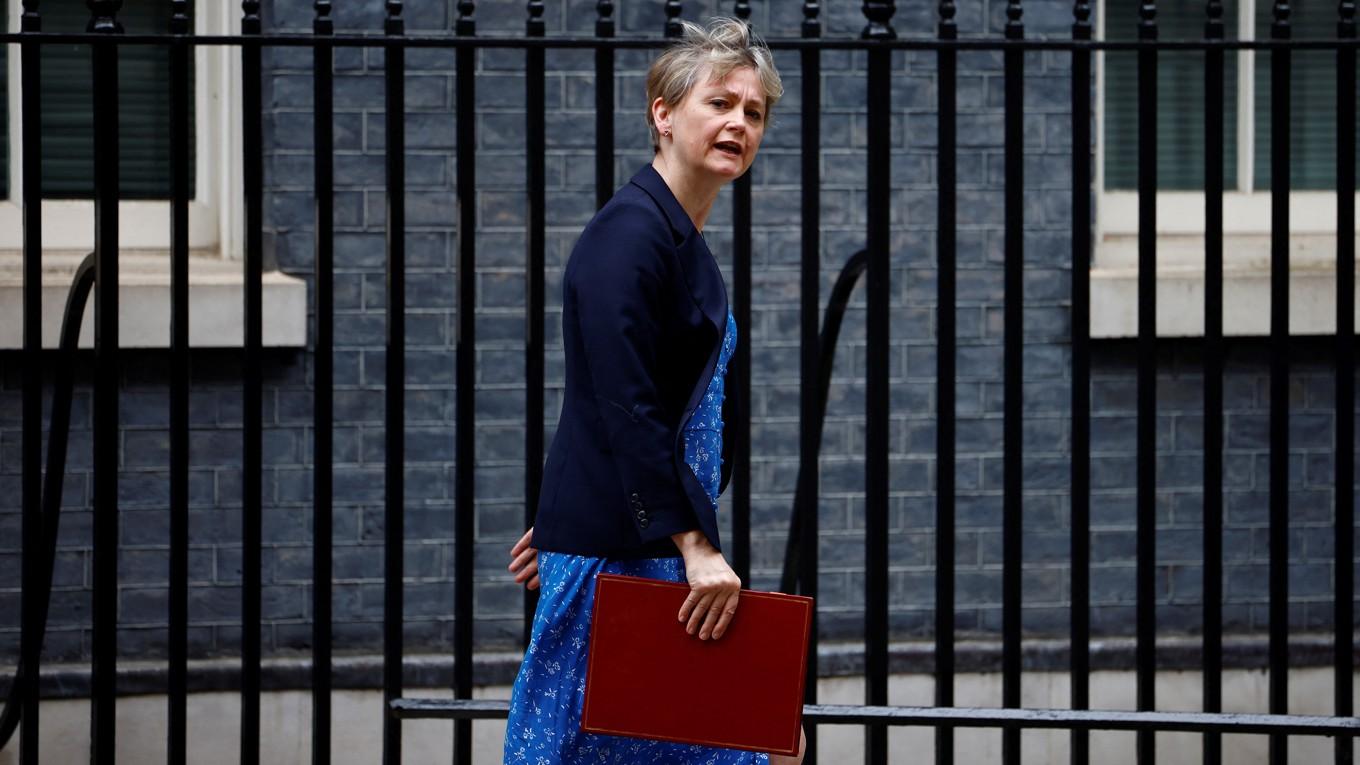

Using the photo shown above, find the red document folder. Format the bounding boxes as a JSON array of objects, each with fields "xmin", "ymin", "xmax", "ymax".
[{"xmin": 581, "ymin": 573, "xmax": 813, "ymax": 756}]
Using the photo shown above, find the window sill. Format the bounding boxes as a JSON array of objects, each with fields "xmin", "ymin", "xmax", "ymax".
[
  {"xmin": 1090, "ymin": 233, "xmax": 1360, "ymax": 338},
  {"xmin": 0, "ymin": 250, "xmax": 307, "ymax": 349}
]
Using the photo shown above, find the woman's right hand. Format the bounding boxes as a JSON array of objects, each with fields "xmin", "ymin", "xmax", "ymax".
[
  {"xmin": 508, "ymin": 527, "xmax": 540, "ymax": 590},
  {"xmin": 672, "ymin": 531, "xmax": 741, "ymax": 641}
]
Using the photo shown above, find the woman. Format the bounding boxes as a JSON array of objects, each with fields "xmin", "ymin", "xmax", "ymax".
[{"xmin": 503, "ymin": 16, "xmax": 805, "ymax": 765}]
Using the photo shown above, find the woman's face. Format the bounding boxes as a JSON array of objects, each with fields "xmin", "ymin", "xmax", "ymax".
[{"xmin": 656, "ymin": 65, "xmax": 767, "ymax": 182}]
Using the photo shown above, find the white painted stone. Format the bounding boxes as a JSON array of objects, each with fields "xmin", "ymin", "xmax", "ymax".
[
  {"xmin": 1091, "ymin": 234, "xmax": 1360, "ymax": 338},
  {"xmin": 0, "ymin": 251, "xmax": 307, "ymax": 349}
]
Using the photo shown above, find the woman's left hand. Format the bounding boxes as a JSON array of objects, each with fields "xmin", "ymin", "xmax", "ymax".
[
  {"xmin": 673, "ymin": 531, "xmax": 741, "ymax": 640},
  {"xmin": 508, "ymin": 527, "xmax": 540, "ymax": 590}
]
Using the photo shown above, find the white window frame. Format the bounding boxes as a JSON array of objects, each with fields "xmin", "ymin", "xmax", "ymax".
[
  {"xmin": 0, "ymin": 0, "xmax": 244, "ymax": 258},
  {"xmin": 1092, "ymin": 0, "xmax": 1360, "ymax": 337}
]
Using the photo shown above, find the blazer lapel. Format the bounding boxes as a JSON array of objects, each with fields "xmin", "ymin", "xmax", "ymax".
[
  {"xmin": 629, "ymin": 164, "xmax": 727, "ymax": 338},
  {"xmin": 673, "ymin": 231, "xmax": 728, "ymax": 338},
  {"xmin": 630, "ymin": 164, "xmax": 731, "ymax": 502}
]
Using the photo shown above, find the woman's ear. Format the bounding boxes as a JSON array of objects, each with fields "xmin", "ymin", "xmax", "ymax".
[{"xmin": 651, "ymin": 96, "xmax": 671, "ymax": 137}]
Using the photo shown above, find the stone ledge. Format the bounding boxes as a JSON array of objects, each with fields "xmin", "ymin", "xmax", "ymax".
[
  {"xmin": 1091, "ymin": 234, "xmax": 1360, "ymax": 338},
  {"xmin": 1, "ymin": 634, "xmax": 1351, "ymax": 700},
  {"xmin": 0, "ymin": 251, "xmax": 308, "ymax": 349}
]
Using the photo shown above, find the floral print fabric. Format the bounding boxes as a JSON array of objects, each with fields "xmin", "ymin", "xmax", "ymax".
[
  {"xmin": 679, "ymin": 312, "xmax": 737, "ymax": 508},
  {"xmin": 504, "ymin": 312, "xmax": 767, "ymax": 764}
]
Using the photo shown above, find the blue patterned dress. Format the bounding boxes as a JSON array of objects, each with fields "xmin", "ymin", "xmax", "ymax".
[{"xmin": 504, "ymin": 312, "xmax": 767, "ymax": 765}]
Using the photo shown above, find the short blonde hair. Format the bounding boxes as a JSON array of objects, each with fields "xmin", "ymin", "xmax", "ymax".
[{"xmin": 645, "ymin": 17, "xmax": 784, "ymax": 153}]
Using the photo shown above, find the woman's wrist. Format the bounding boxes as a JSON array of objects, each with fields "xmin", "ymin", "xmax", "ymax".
[{"xmin": 670, "ymin": 529, "xmax": 709, "ymax": 556}]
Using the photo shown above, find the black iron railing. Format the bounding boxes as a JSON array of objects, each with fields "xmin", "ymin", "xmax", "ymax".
[{"xmin": 1, "ymin": 2, "xmax": 1358, "ymax": 765}]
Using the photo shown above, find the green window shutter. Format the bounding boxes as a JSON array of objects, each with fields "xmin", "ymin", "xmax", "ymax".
[
  {"xmin": 40, "ymin": 0, "xmax": 195, "ymax": 200},
  {"xmin": 1253, "ymin": 0, "xmax": 1359, "ymax": 190},
  {"xmin": 1103, "ymin": 1, "xmax": 1240, "ymax": 191}
]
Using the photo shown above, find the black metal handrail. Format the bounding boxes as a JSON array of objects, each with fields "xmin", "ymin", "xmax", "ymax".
[
  {"xmin": 386, "ymin": 697, "xmax": 1360, "ymax": 737},
  {"xmin": 0, "ymin": 253, "xmax": 96, "ymax": 750},
  {"xmin": 780, "ymin": 248, "xmax": 867, "ymax": 597}
]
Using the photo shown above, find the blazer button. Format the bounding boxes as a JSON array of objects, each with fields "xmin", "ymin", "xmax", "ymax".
[
  {"xmin": 639, "ymin": 518, "xmax": 650, "ymax": 529},
  {"xmin": 630, "ymin": 491, "xmax": 641, "ymax": 502},
  {"xmin": 636, "ymin": 510, "xmax": 647, "ymax": 520}
]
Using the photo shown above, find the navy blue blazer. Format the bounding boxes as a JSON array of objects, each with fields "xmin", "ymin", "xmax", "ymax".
[{"xmin": 530, "ymin": 164, "xmax": 736, "ymax": 559}]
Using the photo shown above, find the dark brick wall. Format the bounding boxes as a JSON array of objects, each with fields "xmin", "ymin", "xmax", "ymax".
[{"xmin": 1, "ymin": 0, "xmax": 1357, "ymax": 667}]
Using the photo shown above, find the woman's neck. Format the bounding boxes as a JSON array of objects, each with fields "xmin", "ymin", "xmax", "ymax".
[{"xmin": 651, "ymin": 154, "xmax": 721, "ymax": 233}]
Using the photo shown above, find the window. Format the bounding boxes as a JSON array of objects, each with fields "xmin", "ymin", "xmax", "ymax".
[
  {"xmin": 1093, "ymin": 0, "xmax": 1358, "ymax": 337},
  {"xmin": 0, "ymin": 1, "xmax": 305, "ymax": 349},
  {"xmin": 35, "ymin": 0, "xmax": 196, "ymax": 199},
  {"xmin": 1, "ymin": 0, "xmax": 237, "ymax": 253},
  {"xmin": 1103, "ymin": 1, "xmax": 1241, "ymax": 192},
  {"xmin": 1103, "ymin": 0, "xmax": 1356, "ymax": 194}
]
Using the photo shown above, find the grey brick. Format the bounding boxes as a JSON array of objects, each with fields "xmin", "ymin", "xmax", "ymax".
[
  {"xmin": 262, "ymin": 585, "xmax": 308, "ymax": 619},
  {"xmin": 334, "ymin": 390, "xmax": 385, "ymax": 424},
  {"xmin": 118, "ymin": 471, "xmax": 171, "ymax": 508},
  {"xmin": 121, "ymin": 508, "xmax": 172, "ymax": 546},
  {"xmin": 404, "ymin": 427, "xmax": 456, "ymax": 464},
  {"xmin": 335, "ymin": 233, "xmax": 388, "ymax": 269},
  {"xmin": 124, "ymin": 430, "xmax": 171, "ymax": 468},
  {"xmin": 334, "ymin": 154, "xmax": 386, "ymax": 187},
  {"xmin": 190, "ymin": 585, "xmax": 243, "ymax": 622},
  {"xmin": 54, "ymin": 510, "xmax": 93, "ymax": 548},
  {"xmin": 335, "ymin": 467, "xmax": 386, "ymax": 503},
  {"xmin": 478, "ymin": 349, "xmax": 526, "ymax": 384},
  {"xmin": 477, "ymin": 501, "xmax": 527, "ymax": 539},
  {"xmin": 475, "ymin": 425, "xmax": 528, "ymax": 462},
  {"xmin": 119, "ymin": 549, "xmax": 170, "ymax": 587},
  {"xmin": 1225, "ymin": 564, "xmax": 1268, "ymax": 602},
  {"xmin": 333, "ymin": 544, "xmax": 382, "ymax": 581},
  {"xmin": 475, "ymin": 465, "xmax": 523, "ymax": 501},
  {"xmin": 121, "ymin": 391, "xmax": 171, "ymax": 428},
  {"xmin": 262, "ymin": 506, "xmax": 312, "ymax": 544},
  {"xmin": 268, "ymin": 153, "xmax": 314, "ymax": 189},
  {"xmin": 956, "ymin": 493, "xmax": 1003, "ymax": 528},
  {"xmin": 267, "ymin": 112, "xmax": 315, "ymax": 150},
  {"xmin": 406, "ymin": 466, "xmax": 452, "ymax": 502}
]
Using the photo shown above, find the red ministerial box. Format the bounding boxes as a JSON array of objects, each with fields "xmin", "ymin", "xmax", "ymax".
[{"xmin": 581, "ymin": 573, "xmax": 813, "ymax": 757}]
